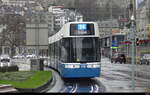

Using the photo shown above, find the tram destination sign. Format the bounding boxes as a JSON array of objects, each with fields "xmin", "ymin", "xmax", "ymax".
[{"xmin": 70, "ymin": 24, "xmax": 95, "ymax": 36}]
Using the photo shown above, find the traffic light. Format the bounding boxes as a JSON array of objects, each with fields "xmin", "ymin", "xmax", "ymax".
[{"xmin": 136, "ymin": 38, "xmax": 140, "ymax": 46}]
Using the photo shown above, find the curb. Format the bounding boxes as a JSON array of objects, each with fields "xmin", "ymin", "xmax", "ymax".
[
  {"xmin": 43, "ymin": 73, "xmax": 56, "ymax": 92},
  {"xmin": 94, "ymin": 78, "xmax": 106, "ymax": 92},
  {"xmin": 15, "ymin": 77, "xmax": 54, "ymax": 93}
]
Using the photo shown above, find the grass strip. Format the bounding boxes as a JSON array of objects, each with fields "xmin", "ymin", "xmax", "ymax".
[{"xmin": 0, "ymin": 71, "xmax": 52, "ymax": 88}]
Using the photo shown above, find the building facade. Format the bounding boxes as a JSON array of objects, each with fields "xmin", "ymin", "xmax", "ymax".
[
  {"xmin": 48, "ymin": 5, "xmax": 83, "ymax": 34},
  {"xmin": 98, "ymin": 19, "xmax": 126, "ymax": 58},
  {"xmin": 136, "ymin": 0, "xmax": 150, "ymax": 57},
  {"xmin": 26, "ymin": 24, "xmax": 48, "ymax": 56}
]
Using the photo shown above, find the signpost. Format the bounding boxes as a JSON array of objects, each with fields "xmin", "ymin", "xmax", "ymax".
[
  {"xmin": 112, "ymin": 40, "xmax": 118, "ymax": 49},
  {"xmin": 131, "ymin": 17, "xmax": 136, "ymax": 90},
  {"xmin": 130, "ymin": 0, "xmax": 136, "ymax": 90}
]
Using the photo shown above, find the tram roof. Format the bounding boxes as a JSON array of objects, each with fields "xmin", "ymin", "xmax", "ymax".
[{"xmin": 48, "ymin": 22, "xmax": 100, "ymax": 44}]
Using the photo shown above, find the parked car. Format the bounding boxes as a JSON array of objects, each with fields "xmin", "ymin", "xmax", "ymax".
[
  {"xmin": 140, "ymin": 54, "xmax": 150, "ymax": 65},
  {"xmin": 113, "ymin": 54, "xmax": 126, "ymax": 64},
  {"xmin": 26, "ymin": 54, "xmax": 37, "ymax": 58},
  {"xmin": 13, "ymin": 54, "xmax": 25, "ymax": 59},
  {"xmin": 0, "ymin": 55, "xmax": 11, "ymax": 67}
]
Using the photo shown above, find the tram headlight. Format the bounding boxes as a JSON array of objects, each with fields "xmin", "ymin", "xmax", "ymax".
[
  {"xmin": 87, "ymin": 64, "xmax": 100, "ymax": 68},
  {"xmin": 92, "ymin": 64, "xmax": 100, "ymax": 68},
  {"xmin": 74, "ymin": 65, "xmax": 80, "ymax": 68},
  {"xmin": 65, "ymin": 64, "xmax": 80, "ymax": 68},
  {"xmin": 65, "ymin": 65, "xmax": 74, "ymax": 68}
]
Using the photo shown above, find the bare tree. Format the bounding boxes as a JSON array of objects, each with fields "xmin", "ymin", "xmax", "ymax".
[{"xmin": 0, "ymin": 14, "xmax": 25, "ymax": 57}]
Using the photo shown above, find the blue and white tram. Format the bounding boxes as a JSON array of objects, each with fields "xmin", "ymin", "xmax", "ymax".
[{"xmin": 48, "ymin": 22, "xmax": 101, "ymax": 78}]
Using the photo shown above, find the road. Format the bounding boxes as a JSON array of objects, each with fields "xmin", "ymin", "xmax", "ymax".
[
  {"xmin": 97, "ymin": 56, "xmax": 150, "ymax": 92},
  {"xmin": 46, "ymin": 68, "xmax": 105, "ymax": 93},
  {"xmin": 61, "ymin": 78, "xmax": 105, "ymax": 93},
  {"xmin": 12, "ymin": 57, "xmax": 150, "ymax": 92}
]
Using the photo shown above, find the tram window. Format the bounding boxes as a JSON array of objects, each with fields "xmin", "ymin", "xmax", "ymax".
[
  {"xmin": 71, "ymin": 37, "xmax": 100, "ymax": 62},
  {"xmin": 60, "ymin": 38, "xmax": 100, "ymax": 63},
  {"xmin": 70, "ymin": 24, "xmax": 95, "ymax": 35},
  {"xmin": 60, "ymin": 39, "xmax": 70, "ymax": 62}
]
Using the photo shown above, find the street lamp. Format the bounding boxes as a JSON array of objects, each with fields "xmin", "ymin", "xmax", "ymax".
[
  {"xmin": 130, "ymin": 14, "xmax": 136, "ymax": 90},
  {"xmin": 130, "ymin": 0, "xmax": 137, "ymax": 90},
  {"xmin": 110, "ymin": 0, "xmax": 113, "ymax": 60}
]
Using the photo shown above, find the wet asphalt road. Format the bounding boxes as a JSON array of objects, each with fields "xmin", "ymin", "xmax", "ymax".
[
  {"xmin": 47, "ymin": 69, "xmax": 105, "ymax": 93},
  {"xmin": 61, "ymin": 78, "xmax": 105, "ymax": 93},
  {"xmin": 12, "ymin": 59, "xmax": 105, "ymax": 93}
]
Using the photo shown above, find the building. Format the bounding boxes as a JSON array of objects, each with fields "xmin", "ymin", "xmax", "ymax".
[
  {"xmin": 45, "ymin": 12, "xmax": 54, "ymax": 36},
  {"xmin": 98, "ymin": 19, "xmax": 126, "ymax": 58},
  {"xmin": 48, "ymin": 5, "xmax": 83, "ymax": 34},
  {"xmin": 26, "ymin": 24, "xmax": 48, "ymax": 56},
  {"xmin": 136, "ymin": 0, "xmax": 150, "ymax": 57},
  {"xmin": 2, "ymin": 0, "xmax": 35, "ymax": 6}
]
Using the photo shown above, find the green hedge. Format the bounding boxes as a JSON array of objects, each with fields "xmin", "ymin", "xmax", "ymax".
[{"xmin": 0, "ymin": 66, "xmax": 19, "ymax": 72}]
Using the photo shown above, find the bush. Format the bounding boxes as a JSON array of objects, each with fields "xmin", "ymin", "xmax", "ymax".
[{"xmin": 0, "ymin": 65, "xmax": 19, "ymax": 72}]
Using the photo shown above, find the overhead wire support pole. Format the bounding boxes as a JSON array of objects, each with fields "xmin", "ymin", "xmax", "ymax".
[
  {"xmin": 130, "ymin": 0, "xmax": 136, "ymax": 90},
  {"xmin": 110, "ymin": 0, "xmax": 113, "ymax": 60},
  {"xmin": 131, "ymin": 17, "xmax": 136, "ymax": 90}
]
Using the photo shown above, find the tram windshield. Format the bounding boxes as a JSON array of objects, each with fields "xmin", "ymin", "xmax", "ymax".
[{"xmin": 61, "ymin": 37, "xmax": 100, "ymax": 63}]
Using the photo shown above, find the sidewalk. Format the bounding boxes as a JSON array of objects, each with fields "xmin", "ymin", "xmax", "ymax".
[
  {"xmin": 99, "ymin": 56, "xmax": 150, "ymax": 92},
  {"xmin": 0, "ymin": 85, "xmax": 18, "ymax": 93}
]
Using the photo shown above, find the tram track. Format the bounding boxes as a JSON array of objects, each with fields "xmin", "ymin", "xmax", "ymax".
[
  {"xmin": 61, "ymin": 78, "xmax": 105, "ymax": 93},
  {"xmin": 46, "ymin": 68, "xmax": 105, "ymax": 93}
]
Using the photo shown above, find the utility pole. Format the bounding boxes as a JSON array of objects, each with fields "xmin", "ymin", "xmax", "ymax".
[
  {"xmin": 130, "ymin": 0, "xmax": 136, "ymax": 90},
  {"xmin": 35, "ymin": 12, "xmax": 40, "ymax": 59},
  {"xmin": 110, "ymin": 0, "xmax": 113, "ymax": 60}
]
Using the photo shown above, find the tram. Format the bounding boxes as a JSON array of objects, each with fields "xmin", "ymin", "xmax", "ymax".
[{"xmin": 48, "ymin": 22, "xmax": 101, "ymax": 78}]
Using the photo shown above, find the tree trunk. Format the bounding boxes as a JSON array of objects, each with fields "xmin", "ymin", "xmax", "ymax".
[{"xmin": 11, "ymin": 46, "xmax": 15, "ymax": 58}]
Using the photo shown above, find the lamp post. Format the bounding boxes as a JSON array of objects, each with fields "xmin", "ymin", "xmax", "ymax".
[
  {"xmin": 35, "ymin": 12, "xmax": 40, "ymax": 59},
  {"xmin": 110, "ymin": 0, "xmax": 113, "ymax": 60},
  {"xmin": 130, "ymin": 0, "xmax": 136, "ymax": 90},
  {"xmin": 131, "ymin": 15, "xmax": 136, "ymax": 90}
]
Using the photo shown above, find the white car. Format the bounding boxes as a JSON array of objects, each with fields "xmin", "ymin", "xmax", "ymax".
[
  {"xmin": 0, "ymin": 55, "xmax": 11, "ymax": 67},
  {"xmin": 26, "ymin": 54, "xmax": 37, "ymax": 58},
  {"xmin": 13, "ymin": 54, "xmax": 25, "ymax": 59}
]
